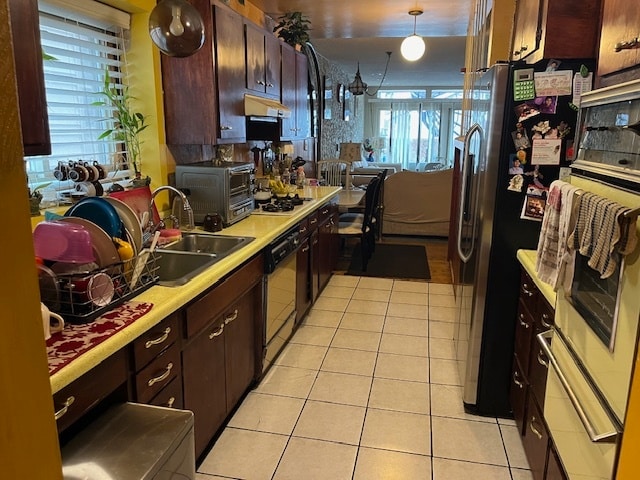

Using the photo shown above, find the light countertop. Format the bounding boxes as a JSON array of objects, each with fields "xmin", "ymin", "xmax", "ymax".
[
  {"xmin": 49, "ymin": 186, "xmax": 341, "ymax": 394},
  {"xmin": 516, "ymin": 249, "xmax": 557, "ymax": 307}
]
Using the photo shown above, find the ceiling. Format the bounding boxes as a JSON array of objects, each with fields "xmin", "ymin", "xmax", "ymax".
[{"xmin": 249, "ymin": 0, "xmax": 472, "ymax": 88}]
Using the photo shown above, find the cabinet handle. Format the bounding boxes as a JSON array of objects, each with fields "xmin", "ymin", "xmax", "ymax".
[
  {"xmin": 209, "ymin": 323, "xmax": 224, "ymax": 339},
  {"xmin": 312, "ymin": 238, "xmax": 319, "ymax": 246},
  {"xmin": 299, "ymin": 226, "xmax": 307, "ymax": 234},
  {"xmin": 54, "ymin": 396, "xmax": 75, "ymax": 420},
  {"xmin": 309, "ymin": 218, "xmax": 318, "ymax": 225},
  {"xmin": 266, "ymin": 82, "xmax": 274, "ymax": 87},
  {"xmin": 512, "ymin": 371, "xmax": 524, "ymax": 389},
  {"xmin": 220, "ymin": 125, "xmax": 233, "ymax": 131},
  {"xmin": 522, "ymin": 284, "xmax": 534, "ymax": 297},
  {"xmin": 301, "ymin": 245, "xmax": 310, "ymax": 253},
  {"xmin": 521, "ymin": 45, "xmax": 528, "ymax": 52},
  {"xmin": 615, "ymin": 37, "xmax": 639, "ymax": 52},
  {"xmin": 321, "ymin": 208, "xmax": 329, "ymax": 215},
  {"xmin": 537, "ymin": 350, "xmax": 549, "ymax": 368},
  {"xmin": 529, "ymin": 416, "xmax": 543, "ymax": 440},
  {"xmin": 540, "ymin": 313, "xmax": 552, "ymax": 329},
  {"xmin": 145, "ymin": 327, "xmax": 171, "ymax": 349},
  {"xmin": 166, "ymin": 396, "xmax": 176, "ymax": 408},
  {"xmin": 257, "ymin": 80, "xmax": 265, "ymax": 85},
  {"xmin": 224, "ymin": 309, "xmax": 239, "ymax": 324},
  {"xmin": 518, "ymin": 313, "xmax": 530, "ymax": 328},
  {"xmin": 148, "ymin": 362, "xmax": 173, "ymax": 387},
  {"xmin": 513, "ymin": 49, "xmax": 521, "ymax": 56}
]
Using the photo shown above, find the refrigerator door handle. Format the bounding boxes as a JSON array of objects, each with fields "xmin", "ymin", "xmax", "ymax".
[{"xmin": 457, "ymin": 123, "xmax": 483, "ymax": 263}]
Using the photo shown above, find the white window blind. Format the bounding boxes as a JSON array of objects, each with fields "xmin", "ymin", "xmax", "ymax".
[{"xmin": 26, "ymin": 1, "xmax": 132, "ymax": 191}]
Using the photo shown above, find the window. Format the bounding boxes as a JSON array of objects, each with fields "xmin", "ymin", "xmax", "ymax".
[{"xmin": 26, "ymin": 0, "xmax": 130, "ymax": 193}]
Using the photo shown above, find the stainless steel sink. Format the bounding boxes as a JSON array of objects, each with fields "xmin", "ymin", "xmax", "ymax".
[
  {"xmin": 163, "ymin": 232, "xmax": 254, "ymax": 256},
  {"xmin": 155, "ymin": 233, "xmax": 255, "ymax": 287}
]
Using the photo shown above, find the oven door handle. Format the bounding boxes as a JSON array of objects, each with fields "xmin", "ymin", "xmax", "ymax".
[{"xmin": 537, "ymin": 330, "xmax": 619, "ymax": 443}]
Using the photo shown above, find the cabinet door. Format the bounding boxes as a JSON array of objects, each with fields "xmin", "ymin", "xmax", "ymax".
[
  {"xmin": 280, "ymin": 44, "xmax": 297, "ymax": 139},
  {"xmin": 515, "ymin": 299, "xmax": 535, "ymax": 375},
  {"xmin": 597, "ymin": 0, "xmax": 640, "ymax": 77},
  {"xmin": 510, "ymin": 355, "xmax": 528, "ymax": 436},
  {"xmin": 318, "ymin": 215, "xmax": 335, "ymax": 292},
  {"xmin": 523, "ymin": 395, "xmax": 549, "ymax": 480},
  {"xmin": 182, "ymin": 317, "xmax": 227, "ymax": 459},
  {"xmin": 294, "ymin": 51, "xmax": 310, "ymax": 138},
  {"xmin": 8, "ymin": 0, "xmax": 51, "ymax": 156},
  {"xmin": 310, "ymin": 228, "xmax": 320, "ymax": 302},
  {"xmin": 245, "ymin": 23, "xmax": 266, "ymax": 94},
  {"xmin": 264, "ymin": 33, "xmax": 281, "ymax": 98},
  {"xmin": 511, "ymin": 0, "xmax": 541, "ymax": 60},
  {"xmin": 224, "ymin": 296, "xmax": 256, "ymax": 412},
  {"xmin": 214, "ymin": 5, "xmax": 246, "ymax": 142},
  {"xmin": 296, "ymin": 236, "xmax": 312, "ymax": 323},
  {"xmin": 162, "ymin": 0, "xmax": 217, "ymax": 145}
]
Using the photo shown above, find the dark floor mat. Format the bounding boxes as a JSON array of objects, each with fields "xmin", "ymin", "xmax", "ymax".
[{"xmin": 346, "ymin": 243, "xmax": 430, "ymax": 280}]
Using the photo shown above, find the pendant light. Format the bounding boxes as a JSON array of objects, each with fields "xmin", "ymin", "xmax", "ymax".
[
  {"xmin": 149, "ymin": 0, "xmax": 205, "ymax": 58},
  {"xmin": 348, "ymin": 52, "xmax": 392, "ymax": 96},
  {"xmin": 400, "ymin": 9, "xmax": 425, "ymax": 62}
]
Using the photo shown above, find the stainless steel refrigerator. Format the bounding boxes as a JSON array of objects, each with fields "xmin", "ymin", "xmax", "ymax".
[{"xmin": 453, "ymin": 60, "xmax": 593, "ymax": 417}]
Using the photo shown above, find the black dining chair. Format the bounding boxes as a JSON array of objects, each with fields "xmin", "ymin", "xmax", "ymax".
[
  {"xmin": 339, "ymin": 169, "xmax": 387, "ymax": 242},
  {"xmin": 338, "ymin": 174, "xmax": 383, "ymax": 271}
]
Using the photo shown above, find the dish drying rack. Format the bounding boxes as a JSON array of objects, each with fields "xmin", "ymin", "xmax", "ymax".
[{"xmin": 45, "ymin": 251, "xmax": 160, "ymax": 324}]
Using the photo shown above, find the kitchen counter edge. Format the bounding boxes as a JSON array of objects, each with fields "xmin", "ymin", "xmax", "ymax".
[{"xmin": 49, "ymin": 186, "xmax": 342, "ymax": 394}]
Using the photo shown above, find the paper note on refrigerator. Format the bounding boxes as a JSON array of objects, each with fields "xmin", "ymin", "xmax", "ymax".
[
  {"xmin": 532, "ymin": 138, "xmax": 562, "ymax": 165},
  {"xmin": 534, "ymin": 71, "xmax": 573, "ymax": 97},
  {"xmin": 572, "ymin": 72, "xmax": 593, "ymax": 106}
]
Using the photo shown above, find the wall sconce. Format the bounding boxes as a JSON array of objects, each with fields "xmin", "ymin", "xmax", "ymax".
[
  {"xmin": 149, "ymin": 0, "xmax": 205, "ymax": 57},
  {"xmin": 400, "ymin": 9, "xmax": 425, "ymax": 62},
  {"xmin": 347, "ymin": 52, "xmax": 392, "ymax": 97}
]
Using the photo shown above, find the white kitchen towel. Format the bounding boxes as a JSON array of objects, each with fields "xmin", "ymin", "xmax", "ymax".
[
  {"xmin": 536, "ymin": 180, "xmax": 582, "ymax": 290},
  {"xmin": 568, "ymin": 191, "xmax": 637, "ymax": 279}
]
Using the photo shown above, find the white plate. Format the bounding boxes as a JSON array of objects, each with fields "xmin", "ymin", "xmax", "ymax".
[{"xmin": 104, "ymin": 197, "xmax": 143, "ymax": 254}]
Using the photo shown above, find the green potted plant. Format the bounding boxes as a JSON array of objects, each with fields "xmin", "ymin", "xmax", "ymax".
[
  {"xmin": 93, "ymin": 68, "xmax": 149, "ymax": 185},
  {"xmin": 273, "ymin": 11, "xmax": 311, "ymax": 48}
]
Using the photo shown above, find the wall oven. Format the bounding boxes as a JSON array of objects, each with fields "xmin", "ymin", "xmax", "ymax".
[
  {"xmin": 538, "ymin": 79, "xmax": 640, "ymax": 479},
  {"xmin": 262, "ymin": 226, "xmax": 299, "ymax": 372},
  {"xmin": 175, "ymin": 162, "xmax": 255, "ymax": 226}
]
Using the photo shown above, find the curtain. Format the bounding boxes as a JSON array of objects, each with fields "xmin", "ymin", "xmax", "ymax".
[{"xmin": 390, "ymin": 102, "xmax": 412, "ymax": 170}]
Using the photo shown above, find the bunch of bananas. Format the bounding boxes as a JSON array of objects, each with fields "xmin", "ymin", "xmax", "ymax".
[{"xmin": 269, "ymin": 179, "xmax": 291, "ymax": 195}]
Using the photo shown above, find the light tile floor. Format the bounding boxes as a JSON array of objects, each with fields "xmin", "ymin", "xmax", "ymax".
[{"xmin": 197, "ymin": 275, "xmax": 532, "ymax": 480}]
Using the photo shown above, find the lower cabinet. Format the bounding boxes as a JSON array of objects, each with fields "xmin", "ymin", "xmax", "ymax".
[
  {"xmin": 181, "ymin": 255, "xmax": 263, "ymax": 459},
  {"xmin": 318, "ymin": 205, "xmax": 339, "ymax": 293}
]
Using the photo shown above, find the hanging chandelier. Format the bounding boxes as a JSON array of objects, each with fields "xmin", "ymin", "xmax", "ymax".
[
  {"xmin": 400, "ymin": 9, "xmax": 425, "ymax": 62},
  {"xmin": 348, "ymin": 52, "xmax": 392, "ymax": 96}
]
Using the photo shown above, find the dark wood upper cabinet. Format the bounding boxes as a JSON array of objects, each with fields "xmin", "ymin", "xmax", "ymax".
[
  {"xmin": 245, "ymin": 22, "xmax": 280, "ymax": 98},
  {"xmin": 597, "ymin": 0, "xmax": 640, "ymax": 82},
  {"xmin": 280, "ymin": 43, "xmax": 309, "ymax": 140},
  {"xmin": 161, "ymin": 0, "xmax": 218, "ymax": 145},
  {"xmin": 9, "ymin": 0, "xmax": 51, "ymax": 156},
  {"xmin": 511, "ymin": 0, "xmax": 602, "ymax": 63}
]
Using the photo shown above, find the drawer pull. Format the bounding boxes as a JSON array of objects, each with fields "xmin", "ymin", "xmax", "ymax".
[
  {"xmin": 209, "ymin": 323, "xmax": 224, "ymax": 339},
  {"xmin": 529, "ymin": 416, "xmax": 543, "ymax": 440},
  {"xmin": 166, "ymin": 396, "xmax": 176, "ymax": 408},
  {"xmin": 518, "ymin": 313, "xmax": 530, "ymax": 328},
  {"xmin": 301, "ymin": 245, "xmax": 310, "ymax": 253},
  {"xmin": 224, "ymin": 309, "xmax": 239, "ymax": 324},
  {"xmin": 522, "ymin": 284, "xmax": 534, "ymax": 297},
  {"xmin": 148, "ymin": 362, "xmax": 173, "ymax": 387},
  {"xmin": 309, "ymin": 218, "xmax": 318, "ymax": 225},
  {"xmin": 299, "ymin": 226, "xmax": 307, "ymax": 234},
  {"xmin": 537, "ymin": 350, "xmax": 549, "ymax": 368},
  {"xmin": 321, "ymin": 208, "xmax": 329, "ymax": 215},
  {"xmin": 220, "ymin": 125, "xmax": 233, "ymax": 131},
  {"xmin": 540, "ymin": 313, "xmax": 552, "ymax": 329},
  {"xmin": 513, "ymin": 371, "xmax": 524, "ymax": 389},
  {"xmin": 145, "ymin": 327, "xmax": 171, "ymax": 349},
  {"xmin": 615, "ymin": 37, "xmax": 639, "ymax": 52},
  {"xmin": 54, "ymin": 396, "xmax": 75, "ymax": 420}
]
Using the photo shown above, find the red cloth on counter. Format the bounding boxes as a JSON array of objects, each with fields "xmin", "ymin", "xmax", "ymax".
[{"xmin": 46, "ymin": 301, "xmax": 153, "ymax": 375}]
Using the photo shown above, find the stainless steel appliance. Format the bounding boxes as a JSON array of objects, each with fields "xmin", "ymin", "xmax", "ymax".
[
  {"xmin": 453, "ymin": 60, "xmax": 594, "ymax": 416},
  {"xmin": 175, "ymin": 162, "xmax": 255, "ymax": 226},
  {"xmin": 61, "ymin": 402, "xmax": 195, "ymax": 479},
  {"xmin": 263, "ymin": 226, "xmax": 299, "ymax": 371}
]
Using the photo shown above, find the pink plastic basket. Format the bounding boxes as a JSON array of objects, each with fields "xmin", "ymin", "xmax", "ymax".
[{"xmin": 33, "ymin": 221, "xmax": 95, "ymax": 264}]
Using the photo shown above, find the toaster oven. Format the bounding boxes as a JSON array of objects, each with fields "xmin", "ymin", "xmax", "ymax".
[{"xmin": 175, "ymin": 162, "xmax": 255, "ymax": 226}]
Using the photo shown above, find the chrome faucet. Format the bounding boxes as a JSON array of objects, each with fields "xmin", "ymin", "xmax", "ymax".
[{"xmin": 148, "ymin": 185, "xmax": 195, "ymax": 232}]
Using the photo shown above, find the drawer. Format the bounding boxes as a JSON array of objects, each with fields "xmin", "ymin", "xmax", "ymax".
[
  {"xmin": 509, "ymin": 355, "xmax": 528, "ymax": 436},
  {"xmin": 523, "ymin": 394, "xmax": 550, "ymax": 480},
  {"xmin": 148, "ymin": 376, "xmax": 184, "ymax": 410},
  {"xmin": 184, "ymin": 255, "xmax": 263, "ymax": 338},
  {"xmin": 307, "ymin": 211, "xmax": 319, "ymax": 230},
  {"xmin": 317, "ymin": 203, "xmax": 332, "ymax": 223},
  {"xmin": 529, "ymin": 339, "xmax": 550, "ymax": 410},
  {"xmin": 132, "ymin": 313, "xmax": 180, "ymax": 371},
  {"xmin": 536, "ymin": 295, "xmax": 554, "ymax": 332},
  {"xmin": 53, "ymin": 348, "xmax": 127, "ymax": 433},
  {"xmin": 134, "ymin": 343, "xmax": 181, "ymax": 404},
  {"xmin": 520, "ymin": 270, "xmax": 539, "ymax": 308},
  {"xmin": 514, "ymin": 298, "xmax": 534, "ymax": 375}
]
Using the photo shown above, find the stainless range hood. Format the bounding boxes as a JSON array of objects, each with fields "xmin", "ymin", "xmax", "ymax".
[{"xmin": 244, "ymin": 93, "xmax": 292, "ymax": 118}]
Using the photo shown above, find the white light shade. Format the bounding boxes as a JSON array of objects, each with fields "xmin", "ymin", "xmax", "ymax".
[{"xmin": 401, "ymin": 34, "xmax": 425, "ymax": 61}]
